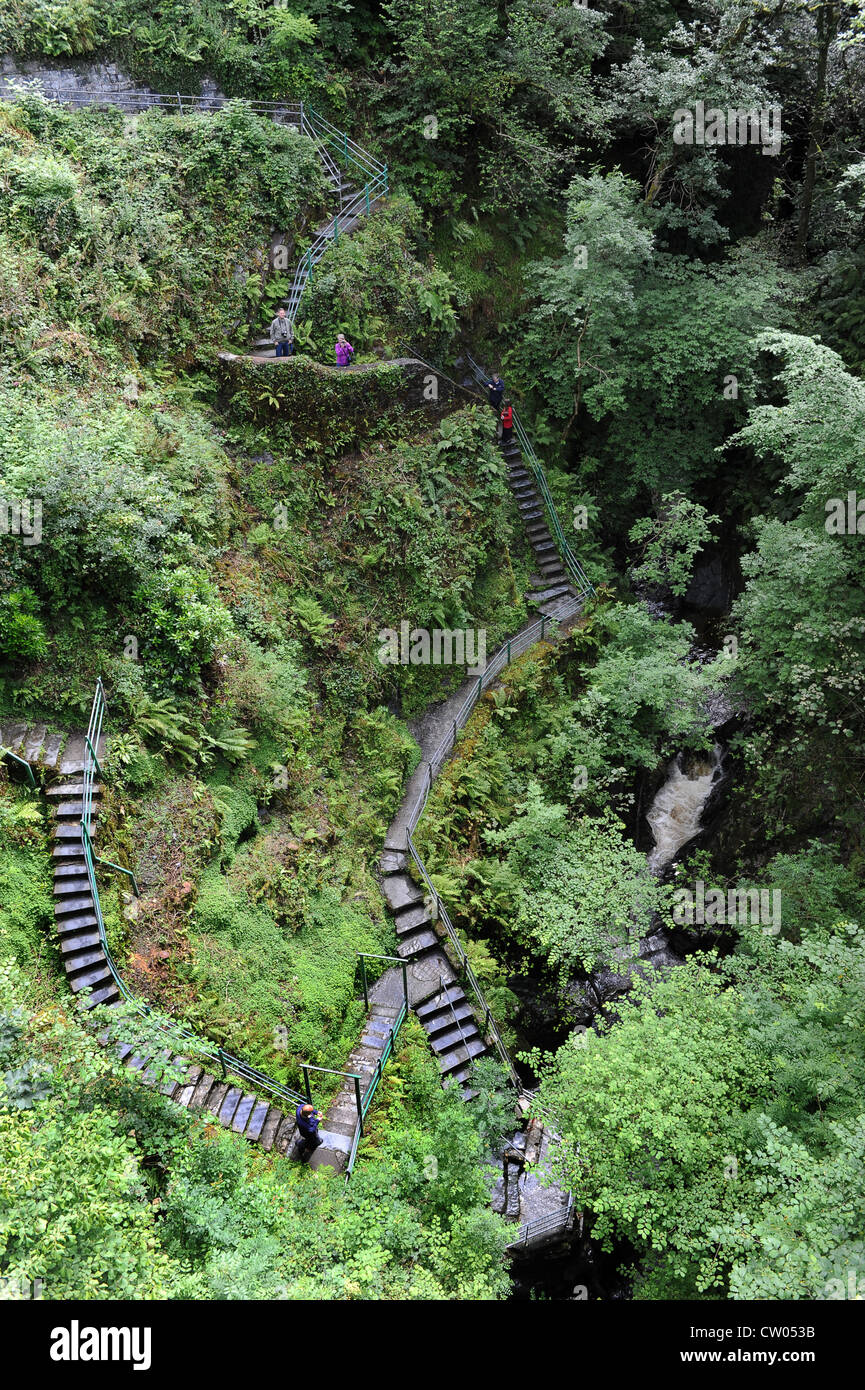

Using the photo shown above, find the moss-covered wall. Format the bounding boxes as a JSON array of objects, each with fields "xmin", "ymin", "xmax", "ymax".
[{"xmin": 217, "ymin": 353, "xmax": 460, "ymax": 447}]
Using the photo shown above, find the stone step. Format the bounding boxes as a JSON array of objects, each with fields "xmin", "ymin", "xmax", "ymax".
[
  {"xmin": 58, "ymin": 735, "xmax": 88, "ymax": 775},
  {"xmin": 438, "ymin": 1037, "xmax": 486, "ymax": 1075},
  {"xmin": 40, "ymin": 733, "xmax": 65, "ymax": 769},
  {"xmin": 216, "ymin": 1086, "xmax": 243, "ymax": 1129},
  {"xmin": 55, "ymin": 895, "xmax": 95, "ymax": 917},
  {"xmin": 22, "ymin": 724, "xmax": 48, "ymax": 761},
  {"xmin": 58, "ymin": 929, "xmax": 101, "ymax": 953},
  {"xmin": 55, "ymin": 912, "xmax": 100, "ymax": 935},
  {"xmin": 80, "ymin": 981, "xmax": 120, "ymax": 1009},
  {"xmin": 423, "ymin": 1001, "xmax": 476, "ymax": 1037},
  {"xmin": 174, "ymin": 1066, "xmax": 204, "ymax": 1109},
  {"xmin": 53, "ymin": 824, "xmax": 85, "ymax": 841},
  {"xmin": 519, "ymin": 506, "xmax": 543, "ymax": 521},
  {"xmin": 528, "ymin": 583, "xmax": 572, "ymax": 604},
  {"xmin": 231, "ymin": 1092, "xmax": 258, "ymax": 1135},
  {"xmin": 68, "ymin": 963, "xmax": 114, "ymax": 994},
  {"xmin": 382, "ymin": 875, "xmax": 425, "ymax": 914},
  {"xmin": 244, "ymin": 1098, "xmax": 271, "ymax": 1141},
  {"xmin": 45, "ymin": 782, "xmax": 100, "ymax": 798},
  {"xmin": 273, "ymin": 1116, "xmax": 298, "ymax": 1155},
  {"xmin": 430, "ymin": 1023, "xmax": 482, "ymax": 1054},
  {"xmin": 445, "ymin": 1062, "xmax": 482, "ymax": 1089},
  {"xmin": 201, "ymin": 1081, "xmax": 231, "ymax": 1119},
  {"xmin": 52, "ymin": 801, "xmax": 89, "ymax": 819},
  {"xmin": 394, "ymin": 928, "xmax": 440, "ymax": 959},
  {"xmin": 51, "ymin": 844, "xmax": 87, "ymax": 861},
  {"xmin": 54, "ymin": 861, "xmax": 93, "ymax": 879},
  {"xmin": 54, "ymin": 878, "xmax": 91, "ymax": 898},
  {"xmin": 395, "ymin": 907, "xmax": 433, "ymax": 937},
  {"xmin": 379, "ymin": 849, "xmax": 408, "ymax": 874},
  {"xmin": 259, "ymin": 1107, "xmax": 284, "ymax": 1151},
  {"xmin": 0, "ymin": 722, "xmax": 27, "ymax": 754},
  {"xmin": 416, "ymin": 984, "xmax": 466, "ymax": 1019},
  {"xmin": 188, "ymin": 1072, "xmax": 217, "ymax": 1112},
  {"xmin": 64, "ymin": 945, "xmax": 109, "ymax": 973}
]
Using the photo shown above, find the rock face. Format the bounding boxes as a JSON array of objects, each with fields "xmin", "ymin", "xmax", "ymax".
[{"xmin": 0, "ymin": 57, "xmax": 227, "ymax": 106}]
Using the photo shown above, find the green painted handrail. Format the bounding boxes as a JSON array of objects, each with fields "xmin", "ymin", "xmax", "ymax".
[
  {"xmin": 80, "ymin": 680, "xmax": 309, "ymax": 1110},
  {"xmin": 0, "ymin": 745, "xmax": 37, "ymax": 790},
  {"xmin": 466, "ymin": 354, "xmax": 595, "ymax": 599}
]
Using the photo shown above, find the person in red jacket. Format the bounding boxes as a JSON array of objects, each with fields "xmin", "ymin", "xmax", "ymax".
[{"xmin": 500, "ymin": 400, "xmax": 514, "ymax": 445}]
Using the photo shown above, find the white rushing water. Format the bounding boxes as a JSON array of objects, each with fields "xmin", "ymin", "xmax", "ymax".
[{"xmin": 646, "ymin": 745, "xmax": 724, "ymax": 875}]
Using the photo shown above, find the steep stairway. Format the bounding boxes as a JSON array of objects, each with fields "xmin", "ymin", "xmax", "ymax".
[
  {"xmin": 311, "ymin": 999, "xmax": 404, "ymax": 1172},
  {"xmin": 499, "ymin": 438, "xmax": 584, "ymax": 623},
  {"xmin": 376, "ymin": 848, "xmax": 486, "ymax": 1098},
  {"xmin": 0, "ymin": 718, "xmax": 303, "ymax": 1157}
]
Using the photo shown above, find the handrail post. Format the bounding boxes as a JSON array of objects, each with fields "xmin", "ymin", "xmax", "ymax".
[
  {"xmin": 360, "ymin": 953, "xmax": 369, "ymax": 1010},
  {"xmin": 303, "ymin": 1065, "xmax": 311, "ymax": 1102},
  {"xmin": 401, "ymin": 961, "xmax": 408, "ymax": 1011},
  {"xmin": 354, "ymin": 1075, "xmax": 363, "ymax": 1134}
]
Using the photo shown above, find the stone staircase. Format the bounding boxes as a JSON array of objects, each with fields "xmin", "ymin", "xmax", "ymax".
[
  {"xmin": 499, "ymin": 437, "xmax": 584, "ymax": 623},
  {"xmin": 312, "ymin": 999, "xmax": 404, "ymax": 1172},
  {"xmin": 0, "ymin": 719, "xmax": 303, "ymax": 1157},
  {"xmin": 377, "ymin": 847, "xmax": 486, "ymax": 1098}
]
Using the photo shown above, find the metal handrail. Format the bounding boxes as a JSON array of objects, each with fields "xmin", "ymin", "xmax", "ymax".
[
  {"xmin": 15, "ymin": 86, "xmax": 388, "ymax": 330},
  {"xmin": 0, "ymin": 744, "xmax": 37, "ymax": 790},
  {"xmin": 506, "ymin": 1194, "xmax": 575, "ymax": 1251},
  {"xmin": 345, "ymin": 996, "xmax": 408, "ymax": 1178},
  {"xmin": 400, "ymin": 614, "xmax": 569, "ymax": 1091},
  {"xmin": 79, "ymin": 681, "xmax": 308, "ymax": 1109},
  {"xmin": 10, "ymin": 84, "xmax": 303, "ymax": 119},
  {"xmin": 466, "ymin": 354, "xmax": 595, "ymax": 600}
]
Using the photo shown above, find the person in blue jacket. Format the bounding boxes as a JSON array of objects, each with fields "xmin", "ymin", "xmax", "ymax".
[
  {"xmin": 486, "ymin": 373, "xmax": 505, "ymax": 412},
  {"xmin": 295, "ymin": 1102, "xmax": 323, "ymax": 1159}
]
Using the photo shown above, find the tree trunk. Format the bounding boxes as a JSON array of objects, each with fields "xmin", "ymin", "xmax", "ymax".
[{"xmin": 794, "ymin": 1, "xmax": 839, "ymax": 264}]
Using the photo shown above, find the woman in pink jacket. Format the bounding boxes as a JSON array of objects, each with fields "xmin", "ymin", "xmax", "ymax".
[{"xmin": 335, "ymin": 333, "xmax": 354, "ymax": 367}]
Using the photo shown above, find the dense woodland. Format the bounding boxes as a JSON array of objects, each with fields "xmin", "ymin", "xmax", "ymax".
[{"xmin": 1, "ymin": 0, "xmax": 864, "ymax": 1306}]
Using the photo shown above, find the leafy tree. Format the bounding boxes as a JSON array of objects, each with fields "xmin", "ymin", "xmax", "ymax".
[{"xmin": 628, "ymin": 491, "xmax": 720, "ymax": 597}]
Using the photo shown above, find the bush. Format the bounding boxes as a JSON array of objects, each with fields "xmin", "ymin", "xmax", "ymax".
[
  {"xmin": 134, "ymin": 565, "xmax": 234, "ymax": 689},
  {"xmin": 0, "ymin": 589, "xmax": 47, "ymax": 662}
]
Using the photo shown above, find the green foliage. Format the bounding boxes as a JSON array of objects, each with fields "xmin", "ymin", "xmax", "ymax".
[
  {"xmin": 628, "ymin": 491, "xmax": 720, "ymax": 597},
  {"xmin": 0, "ymin": 96, "xmax": 325, "ymax": 373},
  {"xmin": 0, "ymin": 588, "xmax": 47, "ymax": 661},
  {"xmin": 537, "ymin": 861, "xmax": 865, "ymax": 1298},
  {"xmin": 134, "ymin": 566, "xmax": 235, "ymax": 689},
  {"xmin": 487, "ymin": 786, "xmax": 668, "ymax": 976},
  {"xmin": 302, "ymin": 196, "xmax": 462, "ymax": 355}
]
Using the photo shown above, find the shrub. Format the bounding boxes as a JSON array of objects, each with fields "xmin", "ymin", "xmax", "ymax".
[{"xmin": 0, "ymin": 589, "xmax": 47, "ymax": 662}]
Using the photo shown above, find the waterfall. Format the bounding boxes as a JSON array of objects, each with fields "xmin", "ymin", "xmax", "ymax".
[{"xmin": 646, "ymin": 745, "xmax": 724, "ymax": 875}]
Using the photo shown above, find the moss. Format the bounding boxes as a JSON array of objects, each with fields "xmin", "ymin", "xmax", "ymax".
[
  {"xmin": 209, "ymin": 783, "xmax": 259, "ymax": 858},
  {"xmin": 0, "ymin": 843, "xmax": 57, "ymax": 982},
  {"xmin": 218, "ymin": 353, "xmax": 453, "ymax": 443}
]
